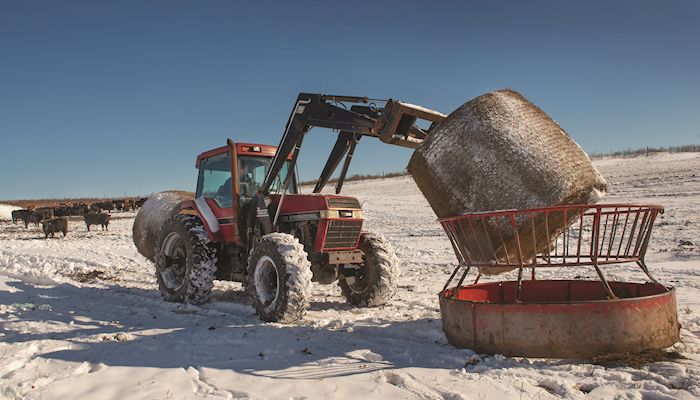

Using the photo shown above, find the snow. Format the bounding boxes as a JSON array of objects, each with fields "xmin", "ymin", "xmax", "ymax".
[
  {"xmin": 0, "ymin": 205, "xmax": 21, "ymax": 221},
  {"xmin": 399, "ymin": 102, "xmax": 448, "ymax": 118},
  {"xmin": 194, "ymin": 197, "xmax": 220, "ymax": 234},
  {"xmin": 1, "ymin": 152, "xmax": 699, "ymax": 399}
]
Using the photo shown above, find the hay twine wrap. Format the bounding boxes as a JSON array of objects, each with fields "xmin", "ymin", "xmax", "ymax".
[{"xmin": 408, "ymin": 89, "xmax": 607, "ymax": 274}]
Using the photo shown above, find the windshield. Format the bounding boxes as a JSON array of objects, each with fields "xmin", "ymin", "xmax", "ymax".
[
  {"xmin": 239, "ymin": 156, "xmax": 297, "ymax": 197},
  {"xmin": 196, "ymin": 152, "xmax": 297, "ymax": 209}
]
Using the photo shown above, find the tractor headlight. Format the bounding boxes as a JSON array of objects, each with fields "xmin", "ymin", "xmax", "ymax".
[{"xmin": 320, "ymin": 210, "xmax": 362, "ymax": 219}]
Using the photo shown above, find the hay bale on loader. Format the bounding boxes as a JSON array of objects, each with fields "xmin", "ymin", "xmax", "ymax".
[
  {"xmin": 132, "ymin": 191, "xmax": 194, "ymax": 262},
  {"xmin": 408, "ymin": 89, "xmax": 607, "ymax": 274}
]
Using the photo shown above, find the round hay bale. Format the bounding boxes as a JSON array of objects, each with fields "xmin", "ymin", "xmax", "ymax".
[
  {"xmin": 408, "ymin": 89, "xmax": 607, "ymax": 274},
  {"xmin": 132, "ymin": 191, "xmax": 194, "ymax": 262}
]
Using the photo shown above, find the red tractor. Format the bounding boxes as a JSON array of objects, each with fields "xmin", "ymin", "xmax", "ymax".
[{"xmin": 149, "ymin": 93, "xmax": 446, "ymax": 322}]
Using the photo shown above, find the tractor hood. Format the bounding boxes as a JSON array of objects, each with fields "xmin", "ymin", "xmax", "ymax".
[
  {"xmin": 269, "ymin": 194, "xmax": 362, "ymax": 216},
  {"xmin": 269, "ymin": 194, "xmax": 364, "ymax": 252}
]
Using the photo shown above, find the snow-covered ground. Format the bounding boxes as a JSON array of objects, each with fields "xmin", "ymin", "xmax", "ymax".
[
  {"xmin": 1, "ymin": 153, "xmax": 698, "ymax": 399},
  {"xmin": 0, "ymin": 205, "xmax": 21, "ymax": 222}
]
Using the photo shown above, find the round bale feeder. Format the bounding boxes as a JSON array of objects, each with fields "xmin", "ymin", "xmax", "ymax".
[{"xmin": 438, "ymin": 204, "xmax": 680, "ymax": 358}]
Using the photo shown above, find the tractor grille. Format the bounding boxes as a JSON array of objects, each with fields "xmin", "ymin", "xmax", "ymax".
[
  {"xmin": 327, "ymin": 197, "xmax": 361, "ymax": 209},
  {"xmin": 324, "ymin": 220, "xmax": 362, "ymax": 249}
]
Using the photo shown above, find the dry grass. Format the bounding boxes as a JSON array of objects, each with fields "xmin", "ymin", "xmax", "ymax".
[
  {"xmin": 1, "ymin": 197, "xmax": 142, "ymax": 209},
  {"xmin": 590, "ymin": 349, "xmax": 685, "ymax": 368},
  {"xmin": 71, "ymin": 269, "xmax": 114, "ymax": 283},
  {"xmin": 299, "ymin": 170, "xmax": 408, "ymax": 187},
  {"xmin": 589, "ymin": 144, "xmax": 699, "ymax": 159}
]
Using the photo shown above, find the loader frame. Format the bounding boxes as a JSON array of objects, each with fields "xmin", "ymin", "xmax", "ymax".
[
  {"xmin": 263, "ymin": 94, "xmax": 446, "ymax": 195},
  {"xmin": 257, "ymin": 93, "xmax": 446, "ymax": 234}
]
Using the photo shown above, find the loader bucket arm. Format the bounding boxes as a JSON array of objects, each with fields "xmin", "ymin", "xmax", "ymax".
[
  {"xmin": 313, "ymin": 131, "xmax": 358, "ymax": 194},
  {"xmin": 313, "ymin": 104, "xmax": 381, "ymax": 193},
  {"xmin": 261, "ymin": 93, "xmax": 447, "ymax": 196}
]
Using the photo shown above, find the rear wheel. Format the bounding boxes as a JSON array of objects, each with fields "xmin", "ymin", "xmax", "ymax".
[
  {"xmin": 155, "ymin": 214, "xmax": 217, "ymax": 304},
  {"xmin": 339, "ymin": 232, "xmax": 399, "ymax": 307},
  {"xmin": 247, "ymin": 233, "xmax": 312, "ymax": 323}
]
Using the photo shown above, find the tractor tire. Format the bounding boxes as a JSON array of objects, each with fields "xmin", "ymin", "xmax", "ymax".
[
  {"xmin": 338, "ymin": 232, "xmax": 399, "ymax": 307},
  {"xmin": 246, "ymin": 233, "xmax": 312, "ymax": 323},
  {"xmin": 154, "ymin": 214, "xmax": 218, "ymax": 305}
]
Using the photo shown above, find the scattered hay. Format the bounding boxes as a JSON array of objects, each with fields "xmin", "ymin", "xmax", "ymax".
[
  {"xmin": 72, "ymin": 270, "xmax": 112, "ymax": 283},
  {"xmin": 590, "ymin": 349, "xmax": 685, "ymax": 368}
]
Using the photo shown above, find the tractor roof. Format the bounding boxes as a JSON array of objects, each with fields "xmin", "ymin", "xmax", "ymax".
[{"xmin": 195, "ymin": 142, "xmax": 291, "ymax": 168}]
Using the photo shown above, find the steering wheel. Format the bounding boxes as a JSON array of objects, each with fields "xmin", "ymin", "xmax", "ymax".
[{"xmin": 241, "ymin": 182, "xmax": 257, "ymax": 198}]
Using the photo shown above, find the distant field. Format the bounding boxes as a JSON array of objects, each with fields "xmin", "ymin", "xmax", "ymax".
[
  {"xmin": 1, "ymin": 197, "xmax": 143, "ymax": 209},
  {"xmin": 4, "ymin": 147, "xmax": 698, "ymax": 207},
  {"xmin": 588, "ymin": 144, "xmax": 699, "ymax": 159}
]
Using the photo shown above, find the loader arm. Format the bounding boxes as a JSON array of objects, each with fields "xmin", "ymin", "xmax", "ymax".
[{"xmin": 261, "ymin": 93, "xmax": 447, "ymax": 196}]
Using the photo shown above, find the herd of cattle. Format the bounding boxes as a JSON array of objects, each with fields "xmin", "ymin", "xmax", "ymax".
[{"xmin": 9, "ymin": 198, "xmax": 147, "ymax": 238}]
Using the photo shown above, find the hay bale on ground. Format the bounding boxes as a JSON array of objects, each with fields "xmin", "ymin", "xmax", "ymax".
[
  {"xmin": 132, "ymin": 191, "xmax": 194, "ymax": 262},
  {"xmin": 408, "ymin": 89, "xmax": 607, "ymax": 273}
]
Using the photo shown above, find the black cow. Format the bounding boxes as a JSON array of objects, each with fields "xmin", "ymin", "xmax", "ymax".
[
  {"xmin": 68, "ymin": 204, "xmax": 89, "ymax": 216},
  {"xmin": 42, "ymin": 218, "xmax": 68, "ymax": 238},
  {"xmin": 84, "ymin": 213, "xmax": 110, "ymax": 231},
  {"xmin": 11, "ymin": 209, "xmax": 28, "ymax": 224},
  {"xmin": 35, "ymin": 207, "xmax": 54, "ymax": 219},
  {"xmin": 53, "ymin": 207, "xmax": 68, "ymax": 217},
  {"xmin": 97, "ymin": 202, "xmax": 114, "ymax": 212},
  {"xmin": 22, "ymin": 211, "xmax": 45, "ymax": 228}
]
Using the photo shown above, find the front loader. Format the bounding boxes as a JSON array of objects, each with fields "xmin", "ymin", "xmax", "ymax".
[{"xmin": 143, "ymin": 93, "xmax": 446, "ymax": 322}]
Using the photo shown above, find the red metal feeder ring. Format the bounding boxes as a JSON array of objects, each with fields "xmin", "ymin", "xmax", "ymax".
[{"xmin": 438, "ymin": 204, "xmax": 680, "ymax": 358}]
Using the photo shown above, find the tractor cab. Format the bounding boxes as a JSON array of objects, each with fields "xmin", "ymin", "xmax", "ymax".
[
  {"xmin": 192, "ymin": 143, "xmax": 297, "ymax": 245},
  {"xmin": 195, "ymin": 142, "xmax": 297, "ymax": 205}
]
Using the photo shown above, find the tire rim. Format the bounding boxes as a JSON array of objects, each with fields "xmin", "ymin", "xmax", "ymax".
[
  {"xmin": 254, "ymin": 255, "xmax": 279, "ymax": 308},
  {"xmin": 160, "ymin": 232, "xmax": 187, "ymax": 291},
  {"xmin": 345, "ymin": 256, "xmax": 370, "ymax": 293}
]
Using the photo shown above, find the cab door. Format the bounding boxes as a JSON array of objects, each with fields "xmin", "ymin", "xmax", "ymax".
[{"xmin": 195, "ymin": 151, "xmax": 241, "ymax": 244}]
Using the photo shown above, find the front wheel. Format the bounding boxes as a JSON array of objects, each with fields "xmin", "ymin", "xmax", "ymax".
[
  {"xmin": 338, "ymin": 232, "xmax": 399, "ymax": 307},
  {"xmin": 154, "ymin": 214, "xmax": 218, "ymax": 304},
  {"xmin": 246, "ymin": 233, "xmax": 312, "ymax": 323}
]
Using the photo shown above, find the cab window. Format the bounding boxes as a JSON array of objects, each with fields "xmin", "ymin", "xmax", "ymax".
[{"xmin": 196, "ymin": 152, "xmax": 232, "ymax": 208}]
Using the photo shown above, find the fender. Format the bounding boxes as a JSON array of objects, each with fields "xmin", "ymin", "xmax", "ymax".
[{"xmin": 181, "ymin": 198, "xmax": 222, "ymax": 241}]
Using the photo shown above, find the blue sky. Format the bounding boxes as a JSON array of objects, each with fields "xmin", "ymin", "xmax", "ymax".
[{"xmin": 1, "ymin": 1, "xmax": 698, "ymax": 200}]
